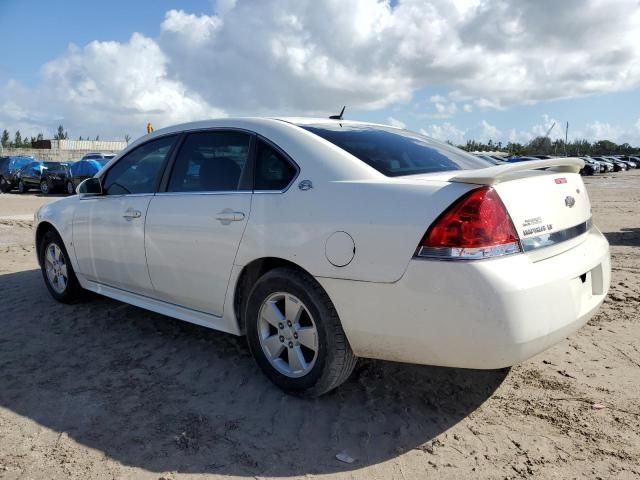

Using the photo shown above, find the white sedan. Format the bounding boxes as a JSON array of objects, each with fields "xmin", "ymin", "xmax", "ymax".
[{"xmin": 34, "ymin": 118, "xmax": 611, "ymax": 396}]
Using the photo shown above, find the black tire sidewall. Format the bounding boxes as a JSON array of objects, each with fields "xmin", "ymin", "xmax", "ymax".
[
  {"xmin": 67, "ymin": 181, "xmax": 74, "ymax": 194},
  {"xmin": 245, "ymin": 270, "xmax": 332, "ymax": 393},
  {"xmin": 40, "ymin": 180, "xmax": 50, "ymax": 194},
  {"xmin": 18, "ymin": 181, "xmax": 25, "ymax": 193}
]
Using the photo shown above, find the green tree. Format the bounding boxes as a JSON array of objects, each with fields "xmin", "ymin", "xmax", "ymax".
[
  {"xmin": 525, "ymin": 136, "xmax": 552, "ymax": 155},
  {"xmin": 1, "ymin": 129, "xmax": 9, "ymax": 148},
  {"xmin": 54, "ymin": 124, "xmax": 66, "ymax": 140},
  {"xmin": 14, "ymin": 131, "xmax": 22, "ymax": 147}
]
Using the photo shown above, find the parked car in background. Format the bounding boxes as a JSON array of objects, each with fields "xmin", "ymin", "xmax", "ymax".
[
  {"xmin": 16, "ymin": 161, "xmax": 43, "ymax": 193},
  {"xmin": 0, "ymin": 155, "xmax": 35, "ymax": 192},
  {"xmin": 615, "ymin": 157, "xmax": 637, "ymax": 169},
  {"xmin": 591, "ymin": 157, "xmax": 614, "ymax": 172},
  {"xmin": 603, "ymin": 157, "xmax": 627, "ymax": 172},
  {"xmin": 40, "ymin": 162, "xmax": 73, "ymax": 194},
  {"xmin": 506, "ymin": 156, "xmax": 539, "ymax": 163},
  {"xmin": 67, "ymin": 158, "xmax": 110, "ymax": 193},
  {"xmin": 80, "ymin": 152, "xmax": 116, "ymax": 161},
  {"xmin": 471, "ymin": 153, "xmax": 505, "ymax": 165},
  {"xmin": 580, "ymin": 158, "xmax": 601, "ymax": 175},
  {"xmin": 34, "ymin": 118, "xmax": 610, "ymax": 396}
]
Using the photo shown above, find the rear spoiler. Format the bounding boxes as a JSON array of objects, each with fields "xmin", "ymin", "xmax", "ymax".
[{"xmin": 450, "ymin": 157, "xmax": 584, "ymax": 186}]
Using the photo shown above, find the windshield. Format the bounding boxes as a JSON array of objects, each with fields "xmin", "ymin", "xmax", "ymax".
[{"xmin": 299, "ymin": 123, "xmax": 490, "ymax": 176}]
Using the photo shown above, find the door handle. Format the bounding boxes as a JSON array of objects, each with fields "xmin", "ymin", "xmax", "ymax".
[
  {"xmin": 216, "ymin": 210, "xmax": 245, "ymax": 224},
  {"xmin": 122, "ymin": 208, "xmax": 142, "ymax": 220}
]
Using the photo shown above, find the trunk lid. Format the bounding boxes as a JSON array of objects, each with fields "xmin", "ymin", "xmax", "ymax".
[{"xmin": 492, "ymin": 171, "xmax": 591, "ymax": 260}]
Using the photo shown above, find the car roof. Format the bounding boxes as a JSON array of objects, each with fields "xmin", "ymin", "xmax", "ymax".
[{"xmin": 146, "ymin": 117, "xmax": 398, "ymax": 138}]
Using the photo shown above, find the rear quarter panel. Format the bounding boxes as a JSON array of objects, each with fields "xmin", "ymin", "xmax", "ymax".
[{"xmin": 237, "ymin": 178, "xmax": 474, "ymax": 283}]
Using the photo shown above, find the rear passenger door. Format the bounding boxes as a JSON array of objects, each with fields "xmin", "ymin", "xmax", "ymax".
[{"xmin": 145, "ymin": 130, "xmax": 253, "ymax": 316}]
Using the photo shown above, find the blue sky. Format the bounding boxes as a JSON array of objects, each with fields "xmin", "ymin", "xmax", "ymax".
[{"xmin": 1, "ymin": 0, "xmax": 639, "ymax": 145}]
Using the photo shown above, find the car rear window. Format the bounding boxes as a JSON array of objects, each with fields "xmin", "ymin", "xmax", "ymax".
[{"xmin": 299, "ymin": 124, "xmax": 490, "ymax": 176}]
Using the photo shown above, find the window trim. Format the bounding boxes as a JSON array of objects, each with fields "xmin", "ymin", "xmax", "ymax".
[
  {"xmin": 96, "ymin": 133, "xmax": 180, "ymax": 197},
  {"xmin": 159, "ymin": 127, "xmax": 256, "ymax": 195},
  {"xmin": 252, "ymin": 134, "xmax": 300, "ymax": 194}
]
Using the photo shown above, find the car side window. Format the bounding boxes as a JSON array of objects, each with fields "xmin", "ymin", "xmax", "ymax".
[
  {"xmin": 254, "ymin": 139, "xmax": 297, "ymax": 191},
  {"xmin": 103, "ymin": 136, "xmax": 176, "ymax": 195},
  {"xmin": 167, "ymin": 131, "xmax": 251, "ymax": 192}
]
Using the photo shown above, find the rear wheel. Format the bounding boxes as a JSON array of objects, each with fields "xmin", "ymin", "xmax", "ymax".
[
  {"xmin": 66, "ymin": 181, "xmax": 75, "ymax": 195},
  {"xmin": 0, "ymin": 177, "xmax": 9, "ymax": 193},
  {"xmin": 245, "ymin": 267, "xmax": 357, "ymax": 397},
  {"xmin": 17, "ymin": 180, "xmax": 26, "ymax": 193},
  {"xmin": 40, "ymin": 180, "xmax": 51, "ymax": 195},
  {"xmin": 39, "ymin": 230, "xmax": 83, "ymax": 303}
]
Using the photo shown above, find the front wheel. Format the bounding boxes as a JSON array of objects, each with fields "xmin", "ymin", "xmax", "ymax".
[
  {"xmin": 66, "ymin": 181, "xmax": 75, "ymax": 195},
  {"xmin": 245, "ymin": 267, "xmax": 357, "ymax": 397},
  {"xmin": 17, "ymin": 180, "xmax": 26, "ymax": 193},
  {"xmin": 40, "ymin": 180, "xmax": 51, "ymax": 194},
  {"xmin": 39, "ymin": 230, "xmax": 83, "ymax": 303}
]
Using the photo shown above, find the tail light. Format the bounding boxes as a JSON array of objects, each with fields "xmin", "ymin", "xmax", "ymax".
[{"xmin": 416, "ymin": 186, "xmax": 521, "ymax": 260}]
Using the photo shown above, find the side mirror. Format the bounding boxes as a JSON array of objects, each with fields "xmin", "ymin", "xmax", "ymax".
[{"xmin": 78, "ymin": 177, "xmax": 103, "ymax": 197}]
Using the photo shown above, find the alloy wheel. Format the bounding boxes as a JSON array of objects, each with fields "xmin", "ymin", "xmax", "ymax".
[
  {"xmin": 257, "ymin": 292, "xmax": 319, "ymax": 378},
  {"xmin": 44, "ymin": 243, "xmax": 68, "ymax": 294}
]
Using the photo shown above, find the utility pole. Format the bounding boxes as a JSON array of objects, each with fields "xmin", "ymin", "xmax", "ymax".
[{"xmin": 565, "ymin": 121, "xmax": 569, "ymax": 157}]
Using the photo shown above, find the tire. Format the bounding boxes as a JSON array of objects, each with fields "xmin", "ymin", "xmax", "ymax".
[
  {"xmin": 245, "ymin": 267, "xmax": 357, "ymax": 397},
  {"xmin": 66, "ymin": 181, "xmax": 75, "ymax": 195},
  {"xmin": 40, "ymin": 180, "xmax": 51, "ymax": 195},
  {"xmin": 39, "ymin": 230, "xmax": 83, "ymax": 303},
  {"xmin": 17, "ymin": 180, "xmax": 26, "ymax": 193},
  {"xmin": 0, "ymin": 177, "xmax": 9, "ymax": 193}
]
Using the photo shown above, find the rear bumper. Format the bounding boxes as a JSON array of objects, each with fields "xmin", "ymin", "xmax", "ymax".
[{"xmin": 318, "ymin": 228, "xmax": 610, "ymax": 369}]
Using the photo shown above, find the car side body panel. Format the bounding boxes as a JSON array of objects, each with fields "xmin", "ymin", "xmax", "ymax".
[{"xmin": 33, "ymin": 118, "xmax": 612, "ymax": 370}]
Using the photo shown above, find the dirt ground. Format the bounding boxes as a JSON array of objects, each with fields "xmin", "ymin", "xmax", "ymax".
[{"xmin": 0, "ymin": 172, "xmax": 639, "ymax": 480}]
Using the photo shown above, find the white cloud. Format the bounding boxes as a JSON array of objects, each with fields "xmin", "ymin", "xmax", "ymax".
[
  {"xmin": 573, "ymin": 120, "xmax": 640, "ymax": 144},
  {"xmin": 0, "ymin": 33, "xmax": 224, "ymax": 139},
  {"xmin": 422, "ymin": 115, "xmax": 640, "ymax": 145},
  {"xmin": 2, "ymin": 0, "xmax": 640, "ymax": 138},
  {"xmin": 421, "ymin": 119, "xmax": 502, "ymax": 144},
  {"xmin": 387, "ymin": 116, "xmax": 406, "ymax": 128},
  {"xmin": 420, "ymin": 123, "xmax": 466, "ymax": 144},
  {"xmin": 161, "ymin": 10, "xmax": 222, "ymax": 44}
]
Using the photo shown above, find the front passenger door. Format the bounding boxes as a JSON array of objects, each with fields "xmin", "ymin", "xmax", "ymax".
[
  {"xmin": 72, "ymin": 135, "xmax": 177, "ymax": 295},
  {"xmin": 145, "ymin": 130, "xmax": 253, "ymax": 316}
]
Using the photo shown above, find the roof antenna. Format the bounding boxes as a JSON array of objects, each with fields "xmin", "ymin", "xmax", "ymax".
[{"xmin": 329, "ymin": 106, "xmax": 346, "ymax": 120}]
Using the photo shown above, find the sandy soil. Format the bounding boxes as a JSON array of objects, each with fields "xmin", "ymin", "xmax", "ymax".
[{"xmin": 0, "ymin": 172, "xmax": 639, "ymax": 480}]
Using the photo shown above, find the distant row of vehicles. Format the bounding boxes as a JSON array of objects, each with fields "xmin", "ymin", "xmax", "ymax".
[
  {"xmin": 471, "ymin": 153, "xmax": 639, "ymax": 175},
  {"xmin": 0, "ymin": 153, "xmax": 113, "ymax": 195}
]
